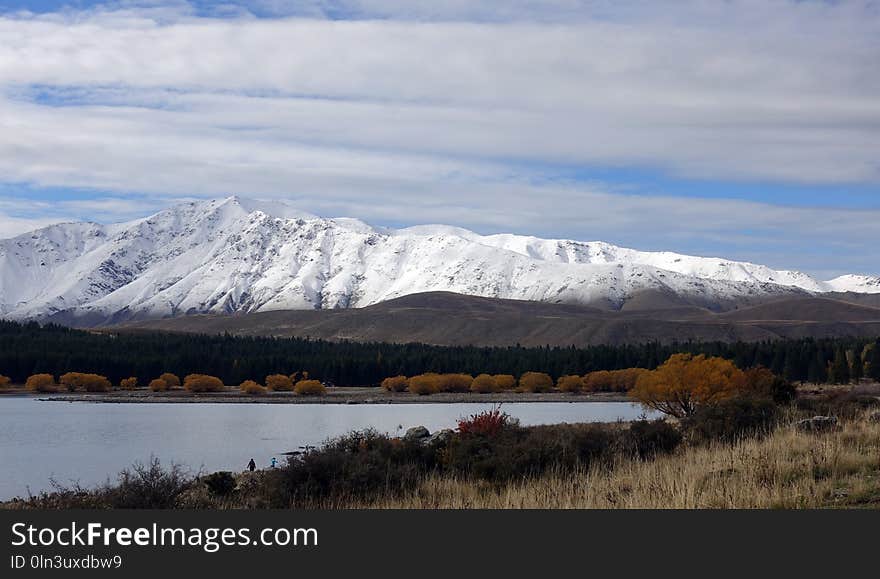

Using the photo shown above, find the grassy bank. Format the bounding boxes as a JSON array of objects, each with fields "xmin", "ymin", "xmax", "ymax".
[{"xmin": 359, "ymin": 412, "xmax": 880, "ymax": 509}]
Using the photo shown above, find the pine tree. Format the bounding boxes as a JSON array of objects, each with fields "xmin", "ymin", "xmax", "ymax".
[
  {"xmin": 808, "ymin": 352, "xmax": 827, "ymax": 384},
  {"xmin": 829, "ymin": 348, "xmax": 851, "ymax": 384},
  {"xmin": 850, "ymin": 348, "xmax": 864, "ymax": 384},
  {"xmin": 866, "ymin": 342, "xmax": 880, "ymax": 381}
]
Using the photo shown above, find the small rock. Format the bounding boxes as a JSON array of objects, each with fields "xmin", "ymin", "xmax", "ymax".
[
  {"xmin": 425, "ymin": 429, "xmax": 454, "ymax": 446},
  {"xmin": 404, "ymin": 426, "xmax": 430, "ymax": 441},
  {"xmin": 796, "ymin": 416, "xmax": 838, "ymax": 433}
]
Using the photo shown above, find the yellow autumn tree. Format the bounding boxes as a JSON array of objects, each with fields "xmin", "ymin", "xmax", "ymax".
[
  {"xmin": 149, "ymin": 378, "xmax": 169, "ymax": 392},
  {"xmin": 408, "ymin": 373, "xmax": 441, "ymax": 395},
  {"xmin": 381, "ymin": 375, "xmax": 408, "ymax": 392},
  {"xmin": 159, "ymin": 373, "xmax": 181, "ymax": 389},
  {"xmin": 119, "ymin": 377, "xmax": 138, "ymax": 390},
  {"xmin": 470, "ymin": 374, "xmax": 498, "ymax": 393},
  {"xmin": 0, "ymin": 374, "xmax": 11, "ymax": 388},
  {"xmin": 26, "ymin": 374, "xmax": 57, "ymax": 393},
  {"xmin": 59, "ymin": 372, "xmax": 112, "ymax": 392},
  {"xmin": 240, "ymin": 380, "xmax": 267, "ymax": 395},
  {"xmin": 583, "ymin": 368, "xmax": 649, "ymax": 392},
  {"xmin": 183, "ymin": 374, "xmax": 225, "ymax": 392},
  {"xmin": 294, "ymin": 379, "xmax": 326, "ymax": 396},
  {"xmin": 266, "ymin": 374, "xmax": 294, "ymax": 392},
  {"xmin": 517, "ymin": 372, "xmax": 553, "ymax": 393},
  {"xmin": 557, "ymin": 374, "xmax": 584, "ymax": 394},
  {"xmin": 493, "ymin": 374, "xmax": 517, "ymax": 390},
  {"xmin": 437, "ymin": 373, "xmax": 474, "ymax": 393},
  {"xmin": 629, "ymin": 354, "xmax": 745, "ymax": 418}
]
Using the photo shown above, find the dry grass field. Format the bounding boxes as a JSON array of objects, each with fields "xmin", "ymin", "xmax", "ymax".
[{"xmin": 355, "ymin": 411, "xmax": 880, "ymax": 509}]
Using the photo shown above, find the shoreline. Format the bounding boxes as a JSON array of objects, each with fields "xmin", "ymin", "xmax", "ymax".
[
  {"xmin": 0, "ymin": 387, "xmax": 631, "ymax": 404},
  {"xmin": 5, "ymin": 382, "xmax": 872, "ymax": 405}
]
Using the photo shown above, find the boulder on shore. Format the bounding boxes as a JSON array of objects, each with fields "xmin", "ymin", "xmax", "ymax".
[
  {"xmin": 404, "ymin": 426, "xmax": 430, "ymax": 441},
  {"xmin": 426, "ymin": 429, "xmax": 454, "ymax": 446},
  {"xmin": 795, "ymin": 416, "xmax": 838, "ymax": 433}
]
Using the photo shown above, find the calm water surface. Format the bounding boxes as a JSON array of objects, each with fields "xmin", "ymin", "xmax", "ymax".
[{"xmin": 0, "ymin": 398, "xmax": 654, "ymax": 499}]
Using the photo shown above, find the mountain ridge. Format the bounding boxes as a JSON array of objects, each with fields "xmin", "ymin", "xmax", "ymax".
[
  {"xmin": 1, "ymin": 196, "xmax": 878, "ymax": 325},
  {"xmin": 117, "ymin": 291, "xmax": 880, "ymax": 347}
]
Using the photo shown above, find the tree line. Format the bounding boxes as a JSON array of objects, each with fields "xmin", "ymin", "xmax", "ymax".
[{"xmin": 0, "ymin": 320, "xmax": 878, "ymax": 386}]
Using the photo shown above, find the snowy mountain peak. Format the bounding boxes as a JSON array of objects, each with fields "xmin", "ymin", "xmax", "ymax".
[{"xmin": 1, "ymin": 197, "xmax": 878, "ymax": 324}]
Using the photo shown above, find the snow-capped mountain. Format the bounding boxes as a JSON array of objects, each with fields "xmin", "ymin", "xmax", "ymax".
[{"xmin": 1, "ymin": 196, "xmax": 878, "ymax": 324}]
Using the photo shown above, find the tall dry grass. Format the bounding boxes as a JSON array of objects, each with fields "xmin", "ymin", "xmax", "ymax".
[{"xmin": 357, "ymin": 412, "xmax": 880, "ymax": 509}]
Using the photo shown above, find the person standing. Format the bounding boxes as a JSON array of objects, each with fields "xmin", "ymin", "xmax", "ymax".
[
  {"xmin": 247, "ymin": 458, "xmax": 256, "ymax": 472},
  {"xmin": 270, "ymin": 457, "xmax": 277, "ymax": 468}
]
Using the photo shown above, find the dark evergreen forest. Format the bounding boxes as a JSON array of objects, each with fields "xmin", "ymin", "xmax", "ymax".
[{"xmin": 0, "ymin": 320, "xmax": 878, "ymax": 386}]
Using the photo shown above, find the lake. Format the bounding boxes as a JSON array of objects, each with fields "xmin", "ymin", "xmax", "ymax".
[{"xmin": 0, "ymin": 397, "xmax": 654, "ymax": 499}]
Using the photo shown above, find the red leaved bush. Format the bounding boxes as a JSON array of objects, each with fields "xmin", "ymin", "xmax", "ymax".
[{"xmin": 457, "ymin": 407, "xmax": 510, "ymax": 437}]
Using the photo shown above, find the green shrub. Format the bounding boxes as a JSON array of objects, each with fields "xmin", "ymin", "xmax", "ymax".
[
  {"xmin": 443, "ymin": 423, "xmax": 616, "ymax": 482},
  {"xmin": 682, "ymin": 398, "xmax": 779, "ymax": 443},
  {"xmin": 278, "ymin": 430, "xmax": 437, "ymax": 505},
  {"xmin": 742, "ymin": 366, "xmax": 797, "ymax": 404},
  {"xmin": 795, "ymin": 392, "xmax": 880, "ymax": 420},
  {"xmin": 203, "ymin": 471, "xmax": 236, "ymax": 497},
  {"xmin": 620, "ymin": 420, "xmax": 682, "ymax": 458}
]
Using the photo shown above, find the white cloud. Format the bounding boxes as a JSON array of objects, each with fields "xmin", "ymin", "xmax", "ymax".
[
  {"xmin": 0, "ymin": 1, "xmax": 878, "ymax": 275},
  {"xmin": 0, "ymin": 3, "xmax": 878, "ymax": 183},
  {"xmin": 0, "ymin": 213, "xmax": 61, "ymax": 238}
]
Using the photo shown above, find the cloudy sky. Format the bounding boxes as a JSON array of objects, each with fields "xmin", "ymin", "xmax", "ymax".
[{"xmin": 0, "ymin": 0, "xmax": 878, "ymax": 278}]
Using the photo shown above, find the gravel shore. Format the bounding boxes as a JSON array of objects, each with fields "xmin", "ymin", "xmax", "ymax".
[{"xmin": 10, "ymin": 387, "xmax": 632, "ymax": 404}]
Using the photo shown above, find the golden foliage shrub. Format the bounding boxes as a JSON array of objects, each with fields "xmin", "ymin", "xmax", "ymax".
[
  {"xmin": 60, "ymin": 372, "xmax": 111, "ymax": 392},
  {"xmin": 381, "ymin": 375, "xmax": 408, "ymax": 392},
  {"xmin": 408, "ymin": 373, "xmax": 441, "ymax": 395},
  {"xmin": 493, "ymin": 374, "xmax": 517, "ymax": 390},
  {"xmin": 583, "ymin": 368, "xmax": 649, "ymax": 392},
  {"xmin": 289, "ymin": 371, "xmax": 309, "ymax": 383},
  {"xmin": 629, "ymin": 354, "xmax": 746, "ymax": 418},
  {"xmin": 470, "ymin": 374, "xmax": 499, "ymax": 393},
  {"xmin": 119, "ymin": 377, "xmax": 138, "ymax": 390},
  {"xmin": 159, "ymin": 373, "xmax": 181, "ymax": 389},
  {"xmin": 557, "ymin": 374, "xmax": 584, "ymax": 393},
  {"xmin": 266, "ymin": 374, "xmax": 294, "ymax": 392},
  {"xmin": 183, "ymin": 374, "xmax": 225, "ymax": 392},
  {"xmin": 437, "ymin": 373, "xmax": 474, "ymax": 393},
  {"xmin": 26, "ymin": 374, "xmax": 57, "ymax": 393},
  {"xmin": 294, "ymin": 379, "xmax": 326, "ymax": 396},
  {"xmin": 517, "ymin": 372, "xmax": 554, "ymax": 393},
  {"xmin": 149, "ymin": 378, "xmax": 169, "ymax": 392},
  {"xmin": 0, "ymin": 374, "xmax": 11, "ymax": 388},
  {"xmin": 240, "ymin": 380, "xmax": 267, "ymax": 395}
]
